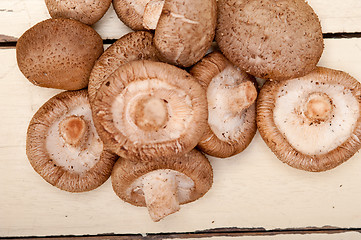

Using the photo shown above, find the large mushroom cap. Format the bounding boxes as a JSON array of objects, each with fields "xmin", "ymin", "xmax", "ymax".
[
  {"xmin": 257, "ymin": 67, "xmax": 361, "ymax": 172},
  {"xmin": 88, "ymin": 31, "xmax": 158, "ymax": 103},
  {"xmin": 153, "ymin": 0, "xmax": 217, "ymax": 67},
  {"xmin": 45, "ymin": 0, "xmax": 112, "ymax": 25},
  {"xmin": 190, "ymin": 52, "xmax": 257, "ymax": 158},
  {"xmin": 111, "ymin": 149, "xmax": 213, "ymax": 221},
  {"xmin": 216, "ymin": 0, "xmax": 323, "ymax": 81},
  {"xmin": 16, "ymin": 18, "xmax": 103, "ymax": 90},
  {"xmin": 92, "ymin": 60, "xmax": 208, "ymax": 161},
  {"xmin": 26, "ymin": 90, "xmax": 118, "ymax": 192}
]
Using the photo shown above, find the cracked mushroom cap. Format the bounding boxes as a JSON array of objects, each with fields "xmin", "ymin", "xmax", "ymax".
[
  {"xmin": 257, "ymin": 67, "xmax": 361, "ymax": 172},
  {"xmin": 45, "ymin": 0, "xmax": 112, "ymax": 25},
  {"xmin": 26, "ymin": 90, "xmax": 118, "ymax": 192},
  {"xmin": 190, "ymin": 52, "xmax": 257, "ymax": 158},
  {"xmin": 92, "ymin": 60, "xmax": 208, "ymax": 161},
  {"xmin": 16, "ymin": 18, "xmax": 103, "ymax": 90},
  {"xmin": 88, "ymin": 31, "xmax": 158, "ymax": 103},
  {"xmin": 111, "ymin": 149, "xmax": 213, "ymax": 222},
  {"xmin": 216, "ymin": 0, "xmax": 323, "ymax": 81}
]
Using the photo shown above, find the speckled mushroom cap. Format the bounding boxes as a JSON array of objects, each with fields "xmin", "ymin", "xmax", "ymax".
[
  {"xmin": 153, "ymin": 0, "xmax": 217, "ymax": 67},
  {"xmin": 45, "ymin": 0, "xmax": 112, "ymax": 25},
  {"xmin": 92, "ymin": 60, "xmax": 208, "ymax": 161},
  {"xmin": 113, "ymin": 0, "xmax": 149, "ymax": 30},
  {"xmin": 111, "ymin": 149, "xmax": 213, "ymax": 221},
  {"xmin": 16, "ymin": 18, "xmax": 103, "ymax": 90},
  {"xmin": 26, "ymin": 90, "xmax": 118, "ymax": 192},
  {"xmin": 216, "ymin": 0, "xmax": 324, "ymax": 81},
  {"xmin": 190, "ymin": 52, "xmax": 257, "ymax": 158},
  {"xmin": 88, "ymin": 31, "xmax": 158, "ymax": 103},
  {"xmin": 257, "ymin": 67, "xmax": 361, "ymax": 172}
]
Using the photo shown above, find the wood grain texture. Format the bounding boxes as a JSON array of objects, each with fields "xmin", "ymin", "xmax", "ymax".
[
  {"xmin": 0, "ymin": 0, "xmax": 361, "ymax": 42},
  {"xmin": 1, "ymin": 38, "xmax": 361, "ymax": 237}
]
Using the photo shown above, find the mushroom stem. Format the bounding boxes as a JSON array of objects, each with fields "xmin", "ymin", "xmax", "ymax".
[
  {"xmin": 141, "ymin": 171, "xmax": 180, "ymax": 222},
  {"xmin": 143, "ymin": 0, "xmax": 165, "ymax": 30},
  {"xmin": 228, "ymin": 81, "xmax": 257, "ymax": 115},
  {"xmin": 305, "ymin": 92, "xmax": 333, "ymax": 122},
  {"xmin": 59, "ymin": 115, "xmax": 88, "ymax": 147}
]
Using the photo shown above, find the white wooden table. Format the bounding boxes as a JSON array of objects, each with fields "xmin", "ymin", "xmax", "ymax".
[{"xmin": 1, "ymin": 0, "xmax": 361, "ymax": 239}]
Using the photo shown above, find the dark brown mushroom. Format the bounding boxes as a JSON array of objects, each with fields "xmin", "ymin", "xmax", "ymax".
[
  {"xmin": 190, "ymin": 52, "xmax": 257, "ymax": 158},
  {"xmin": 16, "ymin": 18, "xmax": 103, "ymax": 90},
  {"xmin": 88, "ymin": 31, "xmax": 159, "ymax": 103},
  {"xmin": 26, "ymin": 90, "xmax": 118, "ymax": 192},
  {"xmin": 111, "ymin": 149, "xmax": 213, "ymax": 221},
  {"xmin": 216, "ymin": 0, "xmax": 324, "ymax": 81},
  {"xmin": 92, "ymin": 60, "xmax": 208, "ymax": 161},
  {"xmin": 45, "ymin": 0, "xmax": 112, "ymax": 25},
  {"xmin": 257, "ymin": 67, "xmax": 361, "ymax": 171}
]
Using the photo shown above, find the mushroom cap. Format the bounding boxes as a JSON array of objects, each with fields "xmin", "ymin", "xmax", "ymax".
[
  {"xmin": 16, "ymin": 18, "xmax": 103, "ymax": 90},
  {"xmin": 153, "ymin": 0, "xmax": 217, "ymax": 67},
  {"xmin": 111, "ymin": 149, "xmax": 213, "ymax": 207},
  {"xmin": 26, "ymin": 90, "xmax": 118, "ymax": 192},
  {"xmin": 88, "ymin": 31, "xmax": 158, "ymax": 103},
  {"xmin": 45, "ymin": 0, "xmax": 112, "ymax": 25},
  {"xmin": 92, "ymin": 60, "xmax": 208, "ymax": 161},
  {"xmin": 113, "ymin": 0, "xmax": 149, "ymax": 30},
  {"xmin": 216, "ymin": 0, "xmax": 324, "ymax": 81},
  {"xmin": 190, "ymin": 52, "xmax": 257, "ymax": 158},
  {"xmin": 257, "ymin": 67, "xmax": 361, "ymax": 172}
]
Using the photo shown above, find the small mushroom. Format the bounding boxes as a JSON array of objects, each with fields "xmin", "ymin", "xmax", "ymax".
[
  {"xmin": 190, "ymin": 52, "xmax": 257, "ymax": 158},
  {"xmin": 92, "ymin": 60, "xmax": 208, "ymax": 161},
  {"xmin": 88, "ymin": 31, "xmax": 159, "ymax": 103},
  {"xmin": 16, "ymin": 18, "xmax": 103, "ymax": 90},
  {"xmin": 257, "ymin": 67, "xmax": 361, "ymax": 172},
  {"xmin": 216, "ymin": 0, "xmax": 324, "ymax": 81},
  {"xmin": 26, "ymin": 90, "xmax": 118, "ymax": 192},
  {"xmin": 45, "ymin": 0, "xmax": 112, "ymax": 25},
  {"xmin": 111, "ymin": 149, "xmax": 213, "ymax": 222},
  {"xmin": 113, "ymin": 0, "xmax": 150, "ymax": 30}
]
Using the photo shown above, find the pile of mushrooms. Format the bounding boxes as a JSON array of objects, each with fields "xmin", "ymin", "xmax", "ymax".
[{"xmin": 17, "ymin": 0, "xmax": 361, "ymax": 222}]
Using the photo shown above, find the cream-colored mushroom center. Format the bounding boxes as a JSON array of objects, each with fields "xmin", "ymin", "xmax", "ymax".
[
  {"xmin": 46, "ymin": 103, "xmax": 103, "ymax": 173},
  {"xmin": 143, "ymin": 0, "xmax": 164, "ymax": 30},
  {"xmin": 112, "ymin": 79, "xmax": 193, "ymax": 145},
  {"xmin": 128, "ymin": 169, "xmax": 194, "ymax": 222},
  {"xmin": 59, "ymin": 116, "xmax": 88, "ymax": 147},
  {"xmin": 131, "ymin": 96, "xmax": 169, "ymax": 131},
  {"xmin": 305, "ymin": 93, "xmax": 332, "ymax": 122},
  {"xmin": 207, "ymin": 66, "xmax": 257, "ymax": 142},
  {"xmin": 273, "ymin": 79, "xmax": 359, "ymax": 155}
]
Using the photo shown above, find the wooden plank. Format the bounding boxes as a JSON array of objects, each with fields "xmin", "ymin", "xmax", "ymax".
[
  {"xmin": 1, "ymin": 38, "xmax": 361, "ymax": 237},
  {"xmin": 0, "ymin": 0, "xmax": 361, "ymax": 42}
]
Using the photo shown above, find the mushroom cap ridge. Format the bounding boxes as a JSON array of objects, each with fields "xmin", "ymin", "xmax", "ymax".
[
  {"xmin": 92, "ymin": 60, "xmax": 208, "ymax": 161},
  {"xmin": 190, "ymin": 51, "xmax": 257, "ymax": 158},
  {"xmin": 257, "ymin": 67, "xmax": 361, "ymax": 172},
  {"xmin": 16, "ymin": 18, "xmax": 104, "ymax": 90},
  {"xmin": 111, "ymin": 149, "xmax": 213, "ymax": 207},
  {"xmin": 26, "ymin": 90, "xmax": 118, "ymax": 192}
]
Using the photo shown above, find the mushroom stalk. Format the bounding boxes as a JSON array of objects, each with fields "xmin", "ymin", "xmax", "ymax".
[
  {"xmin": 228, "ymin": 81, "xmax": 257, "ymax": 115},
  {"xmin": 141, "ymin": 171, "xmax": 180, "ymax": 222},
  {"xmin": 143, "ymin": 0, "xmax": 165, "ymax": 30},
  {"xmin": 59, "ymin": 115, "xmax": 88, "ymax": 147}
]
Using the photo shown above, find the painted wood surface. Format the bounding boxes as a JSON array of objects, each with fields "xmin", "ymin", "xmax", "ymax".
[
  {"xmin": 0, "ymin": 0, "xmax": 361, "ymax": 42},
  {"xmin": 1, "ymin": 38, "xmax": 361, "ymax": 237}
]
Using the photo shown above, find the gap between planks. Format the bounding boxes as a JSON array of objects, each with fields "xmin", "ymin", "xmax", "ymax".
[{"xmin": 1, "ymin": 32, "xmax": 361, "ymax": 49}]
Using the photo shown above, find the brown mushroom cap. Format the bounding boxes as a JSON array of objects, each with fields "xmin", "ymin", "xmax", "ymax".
[
  {"xmin": 190, "ymin": 52, "xmax": 257, "ymax": 158},
  {"xmin": 45, "ymin": 0, "xmax": 112, "ymax": 25},
  {"xmin": 216, "ymin": 0, "xmax": 324, "ymax": 81},
  {"xmin": 111, "ymin": 149, "xmax": 213, "ymax": 221},
  {"xmin": 88, "ymin": 31, "xmax": 158, "ymax": 103},
  {"xmin": 153, "ymin": 0, "xmax": 217, "ymax": 67},
  {"xmin": 113, "ymin": 0, "xmax": 150, "ymax": 30},
  {"xmin": 92, "ymin": 60, "xmax": 208, "ymax": 161},
  {"xmin": 26, "ymin": 90, "xmax": 118, "ymax": 192},
  {"xmin": 257, "ymin": 67, "xmax": 361, "ymax": 172},
  {"xmin": 16, "ymin": 18, "xmax": 103, "ymax": 90}
]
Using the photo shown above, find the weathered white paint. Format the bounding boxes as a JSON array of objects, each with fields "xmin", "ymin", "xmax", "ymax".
[
  {"xmin": 0, "ymin": 0, "xmax": 360, "ymax": 41},
  {"xmin": 0, "ymin": 39, "xmax": 361, "ymax": 237}
]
